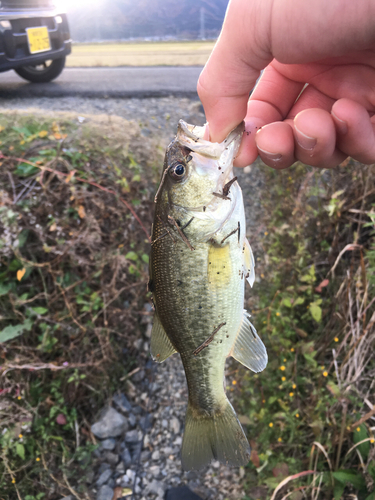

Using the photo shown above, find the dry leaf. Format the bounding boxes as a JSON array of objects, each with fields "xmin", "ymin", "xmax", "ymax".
[
  {"xmin": 315, "ymin": 279, "xmax": 329, "ymax": 293},
  {"xmin": 78, "ymin": 205, "xmax": 86, "ymax": 218},
  {"xmin": 17, "ymin": 268, "xmax": 26, "ymax": 281},
  {"xmin": 49, "ymin": 222, "xmax": 57, "ymax": 232},
  {"xmin": 38, "ymin": 130, "xmax": 48, "ymax": 138},
  {"xmin": 65, "ymin": 170, "xmax": 76, "ymax": 183}
]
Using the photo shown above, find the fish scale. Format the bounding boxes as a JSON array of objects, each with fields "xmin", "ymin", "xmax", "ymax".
[{"xmin": 149, "ymin": 120, "xmax": 268, "ymax": 470}]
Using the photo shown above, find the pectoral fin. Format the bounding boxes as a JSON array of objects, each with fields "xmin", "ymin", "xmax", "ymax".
[
  {"xmin": 243, "ymin": 238, "xmax": 255, "ymax": 287},
  {"xmin": 231, "ymin": 310, "xmax": 267, "ymax": 372},
  {"xmin": 150, "ymin": 313, "xmax": 177, "ymax": 363}
]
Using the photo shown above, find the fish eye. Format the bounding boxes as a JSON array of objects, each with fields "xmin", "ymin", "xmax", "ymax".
[{"xmin": 168, "ymin": 163, "xmax": 186, "ymax": 181}]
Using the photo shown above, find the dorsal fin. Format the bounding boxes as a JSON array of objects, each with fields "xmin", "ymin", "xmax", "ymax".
[
  {"xmin": 150, "ymin": 313, "xmax": 177, "ymax": 363},
  {"xmin": 230, "ymin": 310, "xmax": 267, "ymax": 373}
]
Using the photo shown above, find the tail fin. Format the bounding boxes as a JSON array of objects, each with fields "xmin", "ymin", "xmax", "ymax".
[{"xmin": 181, "ymin": 398, "xmax": 251, "ymax": 471}]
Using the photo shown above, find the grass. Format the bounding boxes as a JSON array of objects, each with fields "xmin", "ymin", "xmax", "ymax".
[
  {"xmin": 0, "ymin": 113, "xmax": 162, "ymax": 499},
  {"xmin": 236, "ymin": 161, "xmax": 375, "ymax": 499},
  {"xmin": 66, "ymin": 40, "xmax": 215, "ymax": 67}
]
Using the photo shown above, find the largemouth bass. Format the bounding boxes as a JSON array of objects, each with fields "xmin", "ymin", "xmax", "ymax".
[{"xmin": 149, "ymin": 120, "xmax": 267, "ymax": 470}]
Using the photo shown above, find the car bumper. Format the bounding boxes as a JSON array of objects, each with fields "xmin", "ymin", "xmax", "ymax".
[{"xmin": 0, "ymin": 10, "xmax": 71, "ymax": 72}]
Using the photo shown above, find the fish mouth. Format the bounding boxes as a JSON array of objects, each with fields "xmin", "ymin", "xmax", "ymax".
[{"xmin": 176, "ymin": 119, "xmax": 244, "ymax": 194}]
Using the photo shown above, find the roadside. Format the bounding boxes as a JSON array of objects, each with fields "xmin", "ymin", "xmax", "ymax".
[{"xmin": 66, "ymin": 41, "xmax": 215, "ymax": 67}]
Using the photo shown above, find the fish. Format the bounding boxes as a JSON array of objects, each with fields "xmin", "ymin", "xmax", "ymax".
[{"xmin": 149, "ymin": 120, "xmax": 267, "ymax": 471}]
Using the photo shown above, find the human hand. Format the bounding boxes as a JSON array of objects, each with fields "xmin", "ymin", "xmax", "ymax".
[{"xmin": 197, "ymin": 0, "xmax": 375, "ymax": 169}]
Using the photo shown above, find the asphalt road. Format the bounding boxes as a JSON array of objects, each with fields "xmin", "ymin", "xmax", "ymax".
[{"xmin": 0, "ymin": 66, "xmax": 203, "ymax": 98}]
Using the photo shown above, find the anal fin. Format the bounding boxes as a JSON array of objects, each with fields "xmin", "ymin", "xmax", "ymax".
[
  {"xmin": 150, "ymin": 313, "xmax": 177, "ymax": 363},
  {"xmin": 231, "ymin": 310, "xmax": 267, "ymax": 373}
]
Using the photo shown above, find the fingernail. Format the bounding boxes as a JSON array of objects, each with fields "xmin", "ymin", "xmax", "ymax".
[
  {"xmin": 332, "ymin": 111, "xmax": 348, "ymax": 135},
  {"xmin": 295, "ymin": 127, "xmax": 317, "ymax": 150},
  {"xmin": 258, "ymin": 147, "xmax": 282, "ymax": 161},
  {"xmin": 203, "ymin": 122, "xmax": 210, "ymax": 141}
]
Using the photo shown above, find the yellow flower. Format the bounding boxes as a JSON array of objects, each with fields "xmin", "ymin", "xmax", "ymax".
[
  {"xmin": 323, "ymin": 371, "xmax": 328, "ymax": 377},
  {"xmin": 261, "ymin": 273, "xmax": 265, "ymax": 278},
  {"xmin": 281, "ymin": 376, "xmax": 286, "ymax": 382},
  {"xmin": 36, "ymin": 457, "xmax": 40, "ymax": 462},
  {"xmin": 278, "ymin": 437, "xmax": 282, "ymax": 442},
  {"xmin": 263, "ymin": 320, "xmax": 266, "ymax": 324},
  {"xmin": 17, "ymin": 396, "xmax": 22, "ymax": 400},
  {"xmin": 290, "ymin": 348, "xmax": 295, "ymax": 352},
  {"xmin": 276, "ymin": 312, "xmax": 280, "ymax": 316},
  {"xmin": 357, "ymin": 427, "xmax": 361, "ymax": 432},
  {"xmin": 292, "ymin": 384, "xmax": 296, "ymax": 389},
  {"xmin": 321, "ymin": 366, "xmax": 325, "ymax": 370},
  {"xmin": 289, "ymin": 392, "xmax": 294, "ymax": 397},
  {"xmin": 18, "ymin": 434, "xmax": 23, "ymax": 439},
  {"xmin": 12, "ymin": 478, "xmax": 15, "ymax": 484},
  {"xmin": 280, "ymin": 366, "xmax": 286, "ymax": 371},
  {"xmin": 334, "ymin": 337, "xmax": 339, "ymax": 342},
  {"xmin": 264, "ymin": 231, "xmax": 268, "ymax": 236},
  {"xmin": 269, "ymin": 422, "xmax": 273, "ymax": 428},
  {"xmin": 296, "ymin": 413, "xmax": 299, "ymax": 418},
  {"xmin": 370, "ymin": 438, "xmax": 375, "ymax": 444},
  {"xmin": 262, "ymin": 399, "xmax": 266, "ymax": 403},
  {"xmin": 232, "ymin": 380, "xmax": 237, "ymax": 385},
  {"xmin": 283, "ymin": 358, "xmax": 286, "ymax": 362}
]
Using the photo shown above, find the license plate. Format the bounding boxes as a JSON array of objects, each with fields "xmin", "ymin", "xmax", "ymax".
[{"xmin": 26, "ymin": 26, "xmax": 51, "ymax": 54}]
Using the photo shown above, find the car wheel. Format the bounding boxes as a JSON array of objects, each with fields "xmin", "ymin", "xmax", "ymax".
[{"xmin": 14, "ymin": 57, "xmax": 66, "ymax": 83}]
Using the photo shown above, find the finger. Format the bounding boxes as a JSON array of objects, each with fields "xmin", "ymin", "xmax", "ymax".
[
  {"xmin": 293, "ymin": 109, "xmax": 347, "ymax": 167},
  {"xmin": 234, "ymin": 66, "xmax": 305, "ymax": 167},
  {"xmin": 254, "ymin": 121, "xmax": 295, "ymax": 169},
  {"xmin": 332, "ymin": 98, "xmax": 375, "ymax": 164}
]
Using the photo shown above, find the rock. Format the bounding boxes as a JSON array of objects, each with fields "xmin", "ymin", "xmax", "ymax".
[
  {"xmin": 100, "ymin": 438, "xmax": 116, "ymax": 451},
  {"xmin": 60, "ymin": 496, "xmax": 75, "ymax": 500},
  {"xmin": 96, "ymin": 468, "xmax": 113, "ymax": 487},
  {"xmin": 120, "ymin": 447, "xmax": 132, "ymax": 467},
  {"xmin": 139, "ymin": 414, "xmax": 152, "ymax": 431},
  {"xmin": 96, "ymin": 485, "xmax": 114, "ymax": 500},
  {"xmin": 149, "ymin": 465, "xmax": 160, "ymax": 477},
  {"xmin": 151, "ymin": 450, "xmax": 160, "ymax": 461},
  {"xmin": 113, "ymin": 393, "xmax": 132, "ymax": 413},
  {"xmin": 103, "ymin": 451, "xmax": 119, "ymax": 466},
  {"xmin": 127, "ymin": 413, "xmax": 137, "ymax": 428},
  {"xmin": 116, "ymin": 461, "xmax": 125, "ymax": 474},
  {"xmin": 124, "ymin": 429, "xmax": 141, "ymax": 443},
  {"xmin": 98, "ymin": 463, "xmax": 111, "ymax": 475},
  {"xmin": 91, "ymin": 407, "xmax": 128, "ymax": 439},
  {"xmin": 170, "ymin": 417, "xmax": 180, "ymax": 434},
  {"xmin": 162, "ymin": 419, "xmax": 168, "ymax": 428},
  {"xmin": 147, "ymin": 479, "xmax": 167, "ymax": 497},
  {"xmin": 85, "ymin": 470, "xmax": 95, "ymax": 484}
]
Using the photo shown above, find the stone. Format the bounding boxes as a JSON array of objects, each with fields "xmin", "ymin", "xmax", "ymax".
[
  {"xmin": 60, "ymin": 496, "xmax": 75, "ymax": 500},
  {"xmin": 91, "ymin": 407, "xmax": 128, "ymax": 439},
  {"xmin": 149, "ymin": 465, "xmax": 160, "ymax": 477},
  {"xmin": 151, "ymin": 450, "xmax": 160, "ymax": 461},
  {"xmin": 98, "ymin": 463, "xmax": 111, "ymax": 475},
  {"xmin": 113, "ymin": 393, "xmax": 132, "ymax": 413},
  {"xmin": 120, "ymin": 447, "xmax": 132, "ymax": 467},
  {"xmin": 170, "ymin": 417, "xmax": 180, "ymax": 434},
  {"xmin": 125, "ymin": 429, "xmax": 141, "ymax": 443},
  {"xmin": 96, "ymin": 468, "xmax": 113, "ymax": 487},
  {"xmin": 116, "ymin": 461, "xmax": 125, "ymax": 474},
  {"xmin": 127, "ymin": 413, "xmax": 137, "ymax": 428},
  {"xmin": 100, "ymin": 438, "xmax": 116, "ymax": 451},
  {"xmin": 139, "ymin": 414, "xmax": 152, "ymax": 431},
  {"xmin": 147, "ymin": 479, "xmax": 167, "ymax": 497},
  {"xmin": 96, "ymin": 485, "xmax": 114, "ymax": 500},
  {"xmin": 103, "ymin": 451, "xmax": 119, "ymax": 466}
]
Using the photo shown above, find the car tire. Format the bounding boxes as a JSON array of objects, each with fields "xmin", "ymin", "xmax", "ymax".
[{"xmin": 14, "ymin": 56, "xmax": 66, "ymax": 83}]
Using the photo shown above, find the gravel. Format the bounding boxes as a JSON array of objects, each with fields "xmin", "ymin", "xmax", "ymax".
[{"xmin": 2, "ymin": 95, "xmax": 266, "ymax": 500}]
